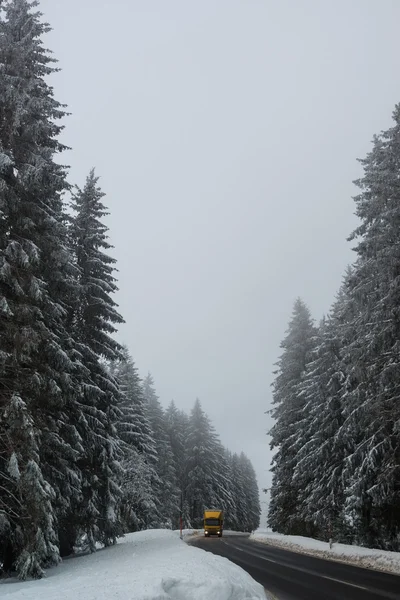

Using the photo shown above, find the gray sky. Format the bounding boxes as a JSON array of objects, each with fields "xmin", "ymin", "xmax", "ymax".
[{"xmin": 40, "ymin": 0, "xmax": 400, "ymax": 496}]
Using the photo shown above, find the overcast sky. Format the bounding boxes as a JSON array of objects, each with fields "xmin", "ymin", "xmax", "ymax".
[{"xmin": 39, "ymin": 0, "xmax": 400, "ymax": 496}]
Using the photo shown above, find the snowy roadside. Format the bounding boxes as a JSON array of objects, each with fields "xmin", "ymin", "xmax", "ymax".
[
  {"xmin": 250, "ymin": 529, "xmax": 400, "ymax": 575},
  {"xmin": 1, "ymin": 530, "xmax": 267, "ymax": 600},
  {"xmin": 173, "ymin": 528, "xmax": 201, "ymax": 538},
  {"xmin": 176, "ymin": 529, "xmax": 249, "ymax": 538}
]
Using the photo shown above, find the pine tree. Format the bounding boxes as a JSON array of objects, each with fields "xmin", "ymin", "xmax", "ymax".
[
  {"xmin": 69, "ymin": 169, "xmax": 125, "ymax": 549},
  {"xmin": 238, "ymin": 452, "xmax": 260, "ymax": 532},
  {"xmin": 212, "ymin": 439, "xmax": 236, "ymax": 522},
  {"xmin": 339, "ymin": 106, "xmax": 400, "ymax": 549},
  {"xmin": 142, "ymin": 374, "xmax": 178, "ymax": 528},
  {"xmin": 165, "ymin": 400, "xmax": 188, "ymax": 528},
  {"xmin": 185, "ymin": 399, "xmax": 233, "ymax": 527},
  {"xmin": 222, "ymin": 450, "xmax": 239, "ymax": 530},
  {"xmin": 110, "ymin": 348, "xmax": 159, "ymax": 531},
  {"xmin": 0, "ymin": 0, "xmax": 82, "ymax": 578},
  {"xmin": 268, "ymin": 299, "xmax": 318, "ymax": 535},
  {"xmin": 176, "ymin": 408, "xmax": 191, "ymax": 526},
  {"xmin": 292, "ymin": 283, "xmax": 355, "ymax": 542},
  {"xmin": 225, "ymin": 452, "xmax": 248, "ymax": 531}
]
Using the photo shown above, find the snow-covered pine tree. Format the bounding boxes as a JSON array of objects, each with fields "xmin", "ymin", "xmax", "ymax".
[
  {"xmin": 238, "ymin": 452, "xmax": 260, "ymax": 532},
  {"xmin": 110, "ymin": 347, "xmax": 159, "ymax": 531},
  {"xmin": 287, "ymin": 320, "xmax": 326, "ymax": 538},
  {"xmin": 211, "ymin": 438, "xmax": 236, "ymax": 522},
  {"xmin": 69, "ymin": 169, "xmax": 125, "ymax": 549},
  {"xmin": 111, "ymin": 348, "xmax": 157, "ymax": 458},
  {"xmin": 165, "ymin": 400, "xmax": 188, "ymax": 527},
  {"xmin": 221, "ymin": 450, "xmax": 239, "ymax": 530},
  {"xmin": 142, "ymin": 374, "xmax": 178, "ymax": 528},
  {"xmin": 268, "ymin": 298, "xmax": 318, "ymax": 535},
  {"xmin": 292, "ymin": 282, "xmax": 354, "ymax": 542},
  {"xmin": 0, "ymin": 0, "xmax": 82, "ymax": 578},
  {"xmin": 185, "ymin": 399, "xmax": 233, "ymax": 527},
  {"xmin": 339, "ymin": 106, "xmax": 400, "ymax": 550},
  {"xmin": 176, "ymin": 408, "xmax": 192, "ymax": 526},
  {"xmin": 225, "ymin": 451, "xmax": 252, "ymax": 532}
]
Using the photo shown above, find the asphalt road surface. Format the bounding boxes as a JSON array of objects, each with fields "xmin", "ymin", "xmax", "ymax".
[{"xmin": 190, "ymin": 534, "xmax": 400, "ymax": 600}]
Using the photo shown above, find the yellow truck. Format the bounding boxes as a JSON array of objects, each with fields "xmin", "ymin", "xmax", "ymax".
[{"xmin": 204, "ymin": 510, "xmax": 224, "ymax": 537}]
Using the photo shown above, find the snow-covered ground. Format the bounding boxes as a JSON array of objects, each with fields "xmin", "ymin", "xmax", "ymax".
[
  {"xmin": 173, "ymin": 528, "xmax": 200, "ymax": 538},
  {"xmin": 1, "ymin": 530, "xmax": 267, "ymax": 600},
  {"xmin": 250, "ymin": 529, "xmax": 400, "ymax": 575},
  {"xmin": 175, "ymin": 528, "xmax": 249, "ymax": 538}
]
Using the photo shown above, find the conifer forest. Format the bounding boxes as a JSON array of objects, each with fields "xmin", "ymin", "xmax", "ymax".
[
  {"xmin": 2, "ymin": 0, "xmax": 400, "ymax": 586},
  {"xmin": 268, "ymin": 112, "xmax": 400, "ymax": 551},
  {"xmin": 0, "ymin": 0, "xmax": 260, "ymax": 579}
]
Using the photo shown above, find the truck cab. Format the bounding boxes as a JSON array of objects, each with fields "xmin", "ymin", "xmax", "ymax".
[{"xmin": 204, "ymin": 510, "xmax": 223, "ymax": 537}]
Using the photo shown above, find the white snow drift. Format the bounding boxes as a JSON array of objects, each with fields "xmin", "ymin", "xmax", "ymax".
[
  {"xmin": 1, "ymin": 529, "xmax": 266, "ymax": 600},
  {"xmin": 250, "ymin": 529, "xmax": 400, "ymax": 575}
]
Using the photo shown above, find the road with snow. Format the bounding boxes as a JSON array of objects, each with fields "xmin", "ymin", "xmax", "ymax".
[
  {"xmin": 1, "ymin": 531, "xmax": 267, "ymax": 600},
  {"xmin": 190, "ymin": 534, "xmax": 400, "ymax": 600}
]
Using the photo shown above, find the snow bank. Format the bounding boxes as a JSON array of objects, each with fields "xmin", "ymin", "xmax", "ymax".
[
  {"xmin": 250, "ymin": 529, "xmax": 400, "ymax": 575},
  {"xmin": 173, "ymin": 528, "xmax": 200, "ymax": 538},
  {"xmin": 174, "ymin": 529, "xmax": 248, "ymax": 538},
  {"xmin": 1, "ymin": 529, "xmax": 267, "ymax": 600}
]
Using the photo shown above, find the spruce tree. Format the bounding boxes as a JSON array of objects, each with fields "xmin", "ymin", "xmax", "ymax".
[
  {"xmin": 0, "ymin": 0, "xmax": 81, "ymax": 578},
  {"xmin": 165, "ymin": 400, "xmax": 188, "ymax": 527},
  {"xmin": 222, "ymin": 450, "xmax": 238, "ymax": 530},
  {"xmin": 225, "ymin": 452, "xmax": 249, "ymax": 531},
  {"xmin": 185, "ymin": 399, "xmax": 233, "ymax": 527},
  {"xmin": 176, "ymin": 408, "xmax": 191, "ymax": 526},
  {"xmin": 142, "ymin": 374, "xmax": 178, "ymax": 527},
  {"xmin": 239, "ymin": 452, "xmax": 261, "ymax": 532},
  {"xmin": 340, "ymin": 106, "xmax": 400, "ymax": 549},
  {"xmin": 69, "ymin": 169, "xmax": 125, "ymax": 549},
  {"xmin": 110, "ymin": 348, "xmax": 159, "ymax": 531},
  {"xmin": 268, "ymin": 299, "xmax": 318, "ymax": 534},
  {"xmin": 292, "ymin": 284, "xmax": 353, "ymax": 542}
]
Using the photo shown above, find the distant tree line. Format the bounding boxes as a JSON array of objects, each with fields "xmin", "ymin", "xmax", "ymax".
[
  {"xmin": 268, "ymin": 104, "xmax": 400, "ymax": 551},
  {"xmin": 0, "ymin": 0, "xmax": 259, "ymax": 579}
]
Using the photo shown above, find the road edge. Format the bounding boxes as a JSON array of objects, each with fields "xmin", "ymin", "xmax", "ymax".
[
  {"xmin": 250, "ymin": 537, "xmax": 400, "ymax": 578},
  {"xmin": 264, "ymin": 588, "xmax": 279, "ymax": 600}
]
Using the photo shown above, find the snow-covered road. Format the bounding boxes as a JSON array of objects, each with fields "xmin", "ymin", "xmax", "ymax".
[{"xmin": 0, "ymin": 530, "xmax": 267, "ymax": 600}]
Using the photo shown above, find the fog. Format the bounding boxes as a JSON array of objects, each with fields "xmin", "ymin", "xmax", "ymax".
[{"xmin": 39, "ymin": 0, "xmax": 400, "ymax": 497}]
